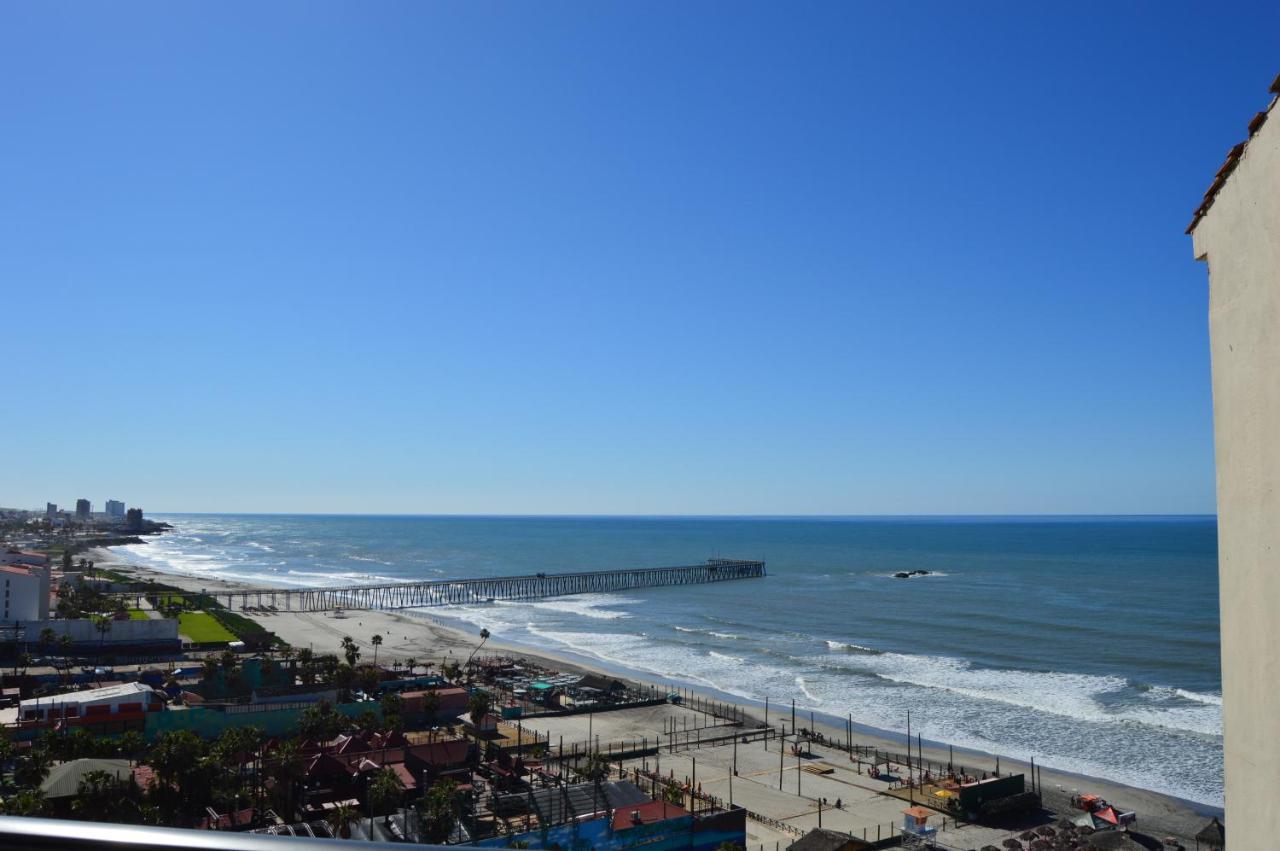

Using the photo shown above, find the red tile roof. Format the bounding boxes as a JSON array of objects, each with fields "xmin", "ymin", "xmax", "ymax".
[
  {"xmin": 406, "ymin": 739, "xmax": 470, "ymax": 767},
  {"xmin": 391, "ymin": 762, "xmax": 417, "ymax": 790},
  {"xmin": 1187, "ymin": 71, "xmax": 1280, "ymax": 234}
]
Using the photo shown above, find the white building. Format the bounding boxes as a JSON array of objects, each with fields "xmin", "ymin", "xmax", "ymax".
[
  {"xmin": 104, "ymin": 499, "xmax": 125, "ymax": 518},
  {"xmin": 0, "ymin": 563, "xmax": 50, "ymax": 623},
  {"xmin": 19, "ymin": 681, "xmax": 163, "ymax": 722},
  {"xmin": 1188, "ymin": 71, "xmax": 1279, "ymax": 849}
]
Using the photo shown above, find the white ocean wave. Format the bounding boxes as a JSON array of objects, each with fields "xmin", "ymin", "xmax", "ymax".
[
  {"xmin": 825, "ymin": 640, "xmax": 881, "ymax": 654},
  {"xmin": 1175, "ymin": 688, "xmax": 1223, "ymax": 706}
]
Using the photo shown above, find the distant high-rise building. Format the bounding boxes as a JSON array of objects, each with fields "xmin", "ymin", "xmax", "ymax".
[
  {"xmin": 105, "ymin": 499, "xmax": 125, "ymax": 518},
  {"xmin": 75, "ymin": 499, "xmax": 91, "ymax": 521},
  {"xmin": 45, "ymin": 502, "xmax": 57, "ymax": 518},
  {"xmin": 125, "ymin": 507, "xmax": 144, "ymax": 532}
]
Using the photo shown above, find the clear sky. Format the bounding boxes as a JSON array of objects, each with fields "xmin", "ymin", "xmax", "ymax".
[{"xmin": 2, "ymin": 3, "xmax": 1274, "ymax": 515}]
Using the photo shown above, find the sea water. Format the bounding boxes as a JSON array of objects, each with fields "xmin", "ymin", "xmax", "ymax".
[{"xmin": 111, "ymin": 514, "xmax": 1221, "ymax": 806}]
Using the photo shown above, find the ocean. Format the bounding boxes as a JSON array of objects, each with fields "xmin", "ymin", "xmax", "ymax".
[{"xmin": 111, "ymin": 514, "xmax": 1222, "ymax": 806}]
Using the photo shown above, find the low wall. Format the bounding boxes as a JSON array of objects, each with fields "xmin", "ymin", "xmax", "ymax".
[
  {"xmin": 145, "ymin": 700, "xmax": 373, "ymax": 740},
  {"xmin": 27, "ymin": 618, "xmax": 179, "ymax": 647}
]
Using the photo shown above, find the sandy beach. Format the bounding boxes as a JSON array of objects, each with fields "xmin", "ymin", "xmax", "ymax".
[{"xmin": 89, "ymin": 545, "xmax": 1221, "ymax": 844}]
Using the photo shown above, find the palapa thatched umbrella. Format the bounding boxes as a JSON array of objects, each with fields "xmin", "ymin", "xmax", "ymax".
[
  {"xmin": 1003, "ymin": 840, "xmax": 1024, "ymax": 851},
  {"xmin": 1195, "ymin": 816, "xmax": 1225, "ymax": 850}
]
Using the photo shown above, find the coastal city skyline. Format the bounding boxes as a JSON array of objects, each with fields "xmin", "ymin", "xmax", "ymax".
[{"xmin": 5, "ymin": 4, "xmax": 1277, "ymax": 517}]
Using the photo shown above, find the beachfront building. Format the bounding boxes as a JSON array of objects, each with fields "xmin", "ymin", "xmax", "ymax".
[
  {"xmin": 1187, "ymin": 71, "xmax": 1280, "ymax": 848},
  {"xmin": 19, "ymin": 681, "xmax": 164, "ymax": 727},
  {"xmin": 45, "ymin": 502, "xmax": 56, "ymax": 518},
  {"xmin": 74, "ymin": 498, "xmax": 91, "ymax": 521},
  {"xmin": 0, "ymin": 562, "xmax": 50, "ymax": 623},
  {"xmin": 104, "ymin": 499, "xmax": 125, "ymax": 518}
]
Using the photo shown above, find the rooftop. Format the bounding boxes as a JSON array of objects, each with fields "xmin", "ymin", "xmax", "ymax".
[
  {"xmin": 1186, "ymin": 71, "xmax": 1280, "ymax": 234},
  {"xmin": 20, "ymin": 681, "xmax": 157, "ymax": 709},
  {"xmin": 611, "ymin": 799, "xmax": 689, "ymax": 831}
]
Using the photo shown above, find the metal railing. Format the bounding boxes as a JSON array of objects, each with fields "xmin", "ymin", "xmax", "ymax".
[{"xmin": 0, "ymin": 816, "xmax": 451, "ymax": 850}]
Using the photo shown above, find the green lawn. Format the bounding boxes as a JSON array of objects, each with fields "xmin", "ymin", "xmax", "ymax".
[
  {"xmin": 127, "ymin": 609, "xmax": 150, "ymax": 621},
  {"xmin": 178, "ymin": 611, "xmax": 238, "ymax": 643}
]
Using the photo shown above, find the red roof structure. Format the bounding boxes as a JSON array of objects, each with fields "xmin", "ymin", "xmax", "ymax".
[{"xmin": 611, "ymin": 799, "xmax": 689, "ymax": 831}]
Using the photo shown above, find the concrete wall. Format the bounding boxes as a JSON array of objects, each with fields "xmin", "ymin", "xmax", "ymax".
[
  {"xmin": 29, "ymin": 617, "xmax": 179, "ymax": 646},
  {"xmin": 1191, "ymin": 96, "xmax": 1280, "ymax": 849}
]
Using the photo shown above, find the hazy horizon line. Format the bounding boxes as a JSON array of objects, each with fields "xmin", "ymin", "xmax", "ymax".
[{"xmin": 136, "ymin": 510, "xmax": 1219, "ymax": 520}]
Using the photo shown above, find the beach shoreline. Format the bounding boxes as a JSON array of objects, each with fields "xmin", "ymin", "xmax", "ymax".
[{"xmin": 88, "ymin": 544, "xmax": 1222, "ymax": 842}]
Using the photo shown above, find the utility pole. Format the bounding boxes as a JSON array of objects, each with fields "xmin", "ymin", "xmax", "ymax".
[
  {"xmin": 906, "ymin": 709, "xmax": 912, "ymax": 783},
  {"xmin": 796, "ymin": 745, "xmax": 802, "ymax": 796},
  {"xmin": 779, "ymin": 733, "xmax": 785, "ymax": 790},
  {"xmin": 907, "ymin": 709, "xmax": 914, "ymax": 804}
]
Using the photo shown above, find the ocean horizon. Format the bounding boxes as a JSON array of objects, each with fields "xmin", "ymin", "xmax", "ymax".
[{"xmin": 110, "ymin": 512, "xmax": 1223, "ymax": 807}]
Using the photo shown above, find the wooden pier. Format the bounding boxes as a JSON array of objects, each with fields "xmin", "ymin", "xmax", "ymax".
[{"xmin": 209, "ymin": 558, "xmax": 765, "ymax": 613}]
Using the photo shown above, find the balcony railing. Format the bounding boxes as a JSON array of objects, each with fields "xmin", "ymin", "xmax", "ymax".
[{"xmin": 0, "ymin": 816, "xmax": 451, "ymax": 850}]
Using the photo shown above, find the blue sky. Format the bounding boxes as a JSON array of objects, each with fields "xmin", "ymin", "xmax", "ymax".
[{"xmin": 2, "ymin": 3, "xmax": 1274, "ymax": 515}]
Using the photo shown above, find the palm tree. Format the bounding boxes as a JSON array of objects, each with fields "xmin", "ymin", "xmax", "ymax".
[
  {"xmin": 341, "ymin": 636, "xmax": 360, "ymax": 667},
  {"xmin": 149, "ymin": 730, "xmax": 207, "ymax": 808},
  {"xmin": 418, "ymin": 779, "xmax": 458, "ymax": 843},
  {"xmin": 420, "ymin": 690, "xmax": 440, "ymax": 736},
  {"xmin": 201, "ymin": 655, "xmax": 221, "ymax": 686},
  {"xmin": 57, "ymin": 634, "xmax": 73, "ymax": 681},
  {"xmin": 13, "ymin": 750, "xmax": 51, "ymax": 788},
  {"xmin": 267, "ymin": 738, "xmax": 305, "ymax": 819},
  {"xmin": 117, "ymin": 731, "xmax": 147, "ymax": 764},
  {"xmin": 465, "ymin": 628, "xmax": 491, "ymax": 669},
  {"xmin": 38, "ymin": 627, "xmax": 55, "ymax": 659},
  {"xmin": 71, "ymin": 769, "xmax": 123, "ymax": 822},
  {"xmin": 0, "ymin": 789, "xmax": 46, "ymax": 816},
  {"xmin": 297, "ymin": 647, "xmax": 315, "ymax": 685},
  {"xmin": 327, "ymin": 801, "xmax": 361, "ymax": 839},
  {"xmin": 368, "ymin": 767, "xmax": 403, "ymax": 826},
  {"xmin": 404, "ymin": 656, "xmax": 417, "ymax": 676},
  {"xmin": 371, "ymin": 633, "xmax": 383, "ymax": 668},
  {"xmin": 467, "ymin": 690, "xmax": 491, "ymax": 726},
  {"xmin": 93, "ymin": 616, "xmax": 112, "ymax": 660}
]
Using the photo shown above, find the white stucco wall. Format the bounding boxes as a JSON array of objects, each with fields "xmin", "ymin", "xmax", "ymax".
[
  {"xmin": 1, "ymin": 567, "xmax": 48, "ymax": 623},
  {"xmin": 31, "ymin": 617, "xmax": 180, "ymax": 646},
  {"xmin": 1191, "ymin": 97, "xmax": 1280, "ymax": 850}
]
